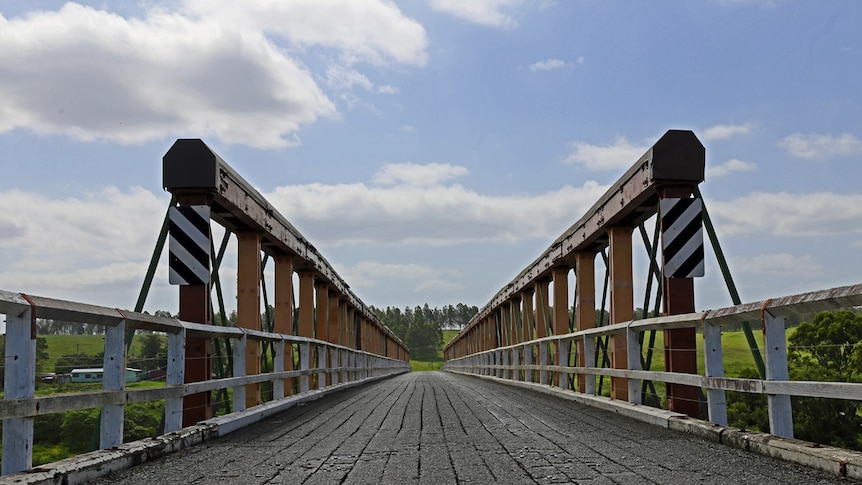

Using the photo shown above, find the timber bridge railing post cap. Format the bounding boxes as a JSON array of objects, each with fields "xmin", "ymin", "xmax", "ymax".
[
  {"xmin": 163, "ymin": 138, "xmax": 222, "ymax": 191},
  {"xmin": 650, "ymin": 130, "xmax": 705, "ymax": 183}
]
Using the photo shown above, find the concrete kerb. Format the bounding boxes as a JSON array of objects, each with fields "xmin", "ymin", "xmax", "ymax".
[
  {"xmin": 0, "ymin": 424, "xmax": 219, "ymax": 485},
  {"xmin": 1, "ymin": 370, "xmax": 409, "ymax": 485},
  {"xmin": 449, "ymin": 370, "xmax": 862, "ymax": 480}
]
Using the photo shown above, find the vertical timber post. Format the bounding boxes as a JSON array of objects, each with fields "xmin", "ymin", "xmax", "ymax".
[
  {"xmin": 236, "ymin": 231, "xmax": 262, "ymax": 408},
  {"xmin": 274, "ymin": 255, "xmax": 294, "ymax": 396},
  {"xmin": 298, "ymin": 271, "xmax": 315, "ymax": 392},
  {"xmin": 522, "ymin": 289, "xmax": 535, "ymax": 383},
  {"xmin": 661, "ymin": 185, "xmax": 701, "ymax": 417},
  {"xmin": 575, "ymin": 251, "xmax": 596, "ymax": 393},
  {"xmin": 173, "ymin": 193, "xmax": 213, "ymax": 427},
  {"xmin": 609, "ymin": 225, "xmax": 634, "ymax": 401},
  {"xmin": 316, "ymin": 283, "xmax": 329, "ymax": 387},
  {"xmin": 536, "ymin": 279, "xmax": 550, "ymax": 385},
  {"xmin": 553, "ymin": 267, "xmax": 570, "ymax": 388}
]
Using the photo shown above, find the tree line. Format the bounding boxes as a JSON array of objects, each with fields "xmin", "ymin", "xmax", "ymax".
[{"xmin": 373, "ymin": 303, "xmax": 479, "ymax": 361}]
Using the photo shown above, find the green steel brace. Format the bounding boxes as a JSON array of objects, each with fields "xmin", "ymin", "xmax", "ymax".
[
  {"xmin": 596, "ymin": 249, "xmax": 611, "ymax": 395},
  {"xmin": 210, "ymin": 230, "xmax": 233, "ymax": 414},
  {"xmin": 638, "ymin": 220, "xmax": 662, "ymax": 407},
  {"xmin": 694, "ymin": 187, "xmax": 766, "ymax": 378}
]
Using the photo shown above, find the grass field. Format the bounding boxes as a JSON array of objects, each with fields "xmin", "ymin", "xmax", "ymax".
[{"xmin": 41, "ymin": 334, "xmax": 154, "ymax": 373}]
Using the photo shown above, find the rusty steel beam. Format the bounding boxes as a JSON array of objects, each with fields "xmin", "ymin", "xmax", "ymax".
[
  {"xmin": 163, "ymin": 139, "xmax": 406, "ymax": 352},
  {"xmin": 447, "ymin": 130, "xmax": 704, "ymax": 353}
]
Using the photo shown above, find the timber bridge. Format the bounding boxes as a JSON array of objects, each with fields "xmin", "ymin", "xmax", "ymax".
[{"xmin": 2, "ymin": 131, "xmax": 862, "ymax": 484}]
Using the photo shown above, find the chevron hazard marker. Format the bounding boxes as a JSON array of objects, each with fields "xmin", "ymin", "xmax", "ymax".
[
  {"xmin": 168, "ymin": 205, "xmax": 211, "ymax": 285},
  {"xmin": 660, "ymin": 198, "xmax": 704, "ymax": 278}
]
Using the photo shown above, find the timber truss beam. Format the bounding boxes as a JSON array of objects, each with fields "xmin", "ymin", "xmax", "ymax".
[
  {"xmin": 449, "ymin": 129, "xmax": 705, "ymax": 350},
  {"xmin": 163, "ymin": 139, "xmax": 406, "ymax": 352}
]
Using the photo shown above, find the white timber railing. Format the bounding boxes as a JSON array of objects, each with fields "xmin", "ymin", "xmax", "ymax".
[
  {"xmin": 0, "ymin": 289, "xmax": 409, "ymax": 476},
  {"xmin": 444, "ymin": 283, "xmax": 862, "ymax": 440}
]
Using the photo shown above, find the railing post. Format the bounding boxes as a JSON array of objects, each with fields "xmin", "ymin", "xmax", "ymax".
[
  {"xmin": 233, "ymin": 332, "xmax": 247, "ymax": 412},
  {"xmin": 764, "ymin": 310, "xmax": 793, "ymax": 438},
  {"xmin": 340, "ymin": 349, "xmax": 348, "ymax": 384},
  {"xmin": 584, "ymin": 335, "xmax": 596, "ymax": 395},
  {"xmin": 524, "ymin": 344, "xmax": 533, "ymax": 383},
  {"xmin": 2, "ymin": 305, "xmax": 35, "ymax": 475},
  {"xmin": 703, "ymin": 318, "xmax": 727, "ymax": 425},
  {"xmin": 512, "ymin": 346, "xmax": 520, "ymax": 381},
  {"xmin": 317, "ymin": 344, "xmax": 328, "ymax": 389},
  {"xmin": 101, "ymin": 318, "xmax": 126, "ymax": 449},
  {"xmin": 165, "ymin": 328, "xmax": 185, "ymax": 433},
  {"xmin": 331, "ymin": 346, "xmax": 339, "ymax": 386},
  {"xmin": 273, "ymin": 339, "xmax": 285, "ymax": 400},
  {"xmin": 626, "ymin": 326, "xmax": 642, "ymax": 405},
  {"xmin": 502, "ymin": 347, "xmax": 510, "ymax": 380},
  {"xmin": 539, "ymin": 341, "xmax": 549, "ymax": 385},
  {"xmin": 557, "ymin": 337, "xmax": 570, "ymax": 389},
  {"xmin": 299, "ymin": 342, "xmax": 310, "ymax": 392}
]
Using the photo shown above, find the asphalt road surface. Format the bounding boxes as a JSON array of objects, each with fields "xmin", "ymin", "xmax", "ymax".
[{"xmin": 101, "ymin": 371, "xmax": 849, "ymax": 484}]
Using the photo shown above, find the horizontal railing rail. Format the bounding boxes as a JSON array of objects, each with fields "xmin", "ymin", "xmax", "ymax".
[
  {"xmin": 443, "ymin": 283, "xmax": 862, "ymax": 439},
  {"xmin": 0, "ymin": 289, "xmax": 409, "ymax": 475}
]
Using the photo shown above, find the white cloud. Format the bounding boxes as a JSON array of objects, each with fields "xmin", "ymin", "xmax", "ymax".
[
  {"xmin": 530, "ymin": 59, "xmax": 565, "ymax": 72},
  {"xmin": 703, "ymin": 122, "xmax": 754, "ymax": 141},
  {"xmin": 182, "ymin": 0, "xmax": 428, "ymax": 66},
  {"xmin": 564, "ymin": 136, "xmax": 649, "ymax": 170},
  {"xmin": 778, "ymin": 132, "xmax": 862, "ymax": 160},
  {"xmin": 266, "ymin": 178, "xmax": 608, "ymax": 245},
  {"xmin": 529, "ymin": 57, "xmax": 583, "ymax": 72},
  {"xmin": 430, "ymin": 0, "xmax": 524, "ymax": 28},
  {"xmin": 730, "ymin": 253, "xmax": 822, "ymax": 276},
  {"xmin": 372, "ymin": 162, "xmax": 469, "ymax": 187},
  {"xmin": 333, "ymin": 261, "xmax": 461, "ymax": 292},
  {"xmin": 709, "ymin": 191, "xmax": 862, "ymax": 237},
  {"xmin": 0, "ymin": 187, "xmax": 167, "ymax": 299},
  {"xmin": 0, "ymin": 1, "xmax": 427, "ymax": 148},
  {"xmin": 378, "ymin": 85, "xmax": 399, "ymax": 95},
  {"xmin": 326, "ymin": 65, "xmax": 374, "ymax": 91},
  {"xmin": 707, "ymin": 159, "xmax": 758, "ymax": 178}
]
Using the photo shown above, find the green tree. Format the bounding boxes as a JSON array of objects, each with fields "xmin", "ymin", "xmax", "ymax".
[
  {"xmin": 136, "ymin": 334, "xmax": 167, "ymax": 372},
  {"xmin": 726, "ymin": 368, "xmax": 769, "ymax": 432},
  {"xmin": 787, "ymin": 310, "xmax": 862, "ymax": 449}
]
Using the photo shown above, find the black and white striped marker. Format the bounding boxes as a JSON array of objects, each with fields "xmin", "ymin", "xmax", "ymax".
[
  {"xmin": 660, "ymin": 197, "xmax": 704, "ymax": 278},
  {"xmin": 168, "ymin": 205, "xmax": 210, "ymax": 285}
]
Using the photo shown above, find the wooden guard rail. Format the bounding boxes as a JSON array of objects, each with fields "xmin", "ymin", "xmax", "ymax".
[
  {"xmin": 443, "ymin": 283, "xmax": 862, "ymax": 439},
  {"xmin": 0, "ymin": 289, "xmax": 409, "ymax": 476}
]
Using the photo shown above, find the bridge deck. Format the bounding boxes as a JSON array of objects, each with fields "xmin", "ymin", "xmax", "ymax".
[{"xmin": 102, "ymin": 372, "xmax": 842, "ymax": 484}]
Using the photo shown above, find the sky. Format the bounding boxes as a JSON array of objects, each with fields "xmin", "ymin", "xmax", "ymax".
[{"xmin": 1, "ymin": 0, "xmax": 861, "ymax": 327}]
